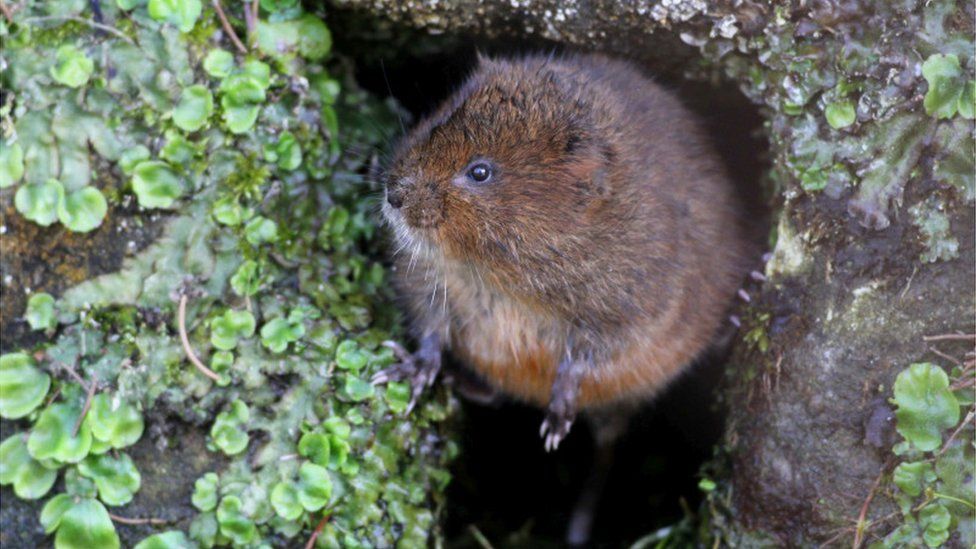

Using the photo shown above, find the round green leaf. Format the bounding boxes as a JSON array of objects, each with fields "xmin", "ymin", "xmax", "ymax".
[
  {"xmin": 25, "ymin": 293, "xmax": 57, "ymax": 331},
  {"xmin": 384, "ymin": 382, "xmax": 411, "ymax": 414},
  {"xmin": 58, "ymin": 186, "xmax": 108, "ymax": 233},
  {"xmin": 297, "ymin": 432, "xmax": 330, "ymax": 466},
  {"xmin": 15, "ymin": 179, "xmax": 63, "ymax": 226},
  {"xmin": 0, "ymin": 142, "xmax": 24, "ymax": 188},
  {"xmin": 191, "ymin": 472, "xmax": 218, "ymax": 512},
  {"xmin": 78, "ymin": 452, "xmax": 141, "ymax": 506},
  {"xmin": 216, "ymin": 495, "xmax": 256, "ymax": 545},
  {"xmin": 260, "ymin": 316, "xmax": 303, "ymax": 353},
  {"xmin": 87, "ymin": 393, "xmax": 144, "ymax": 449},
  {"xmin": 892, "ymin": 460, "xmax": 932, "ymax": 497},
  {"xmin": 54, "ymin": 498, "xmax": 120, "ymax": 549},
  {"xmin": 211, "ymin": 401, "xmax": 249, "ymax": 455},
  {"xmin": 825, "ymin": 101, "xmax": 856, "ymax": 129},
  {"xmin": 209, "ymin": 310, "xmax": 256, "ymax": 350},
  {"xmin": 0, "ymin": 433, "xmax": 57, "ymax": 499},
  {"xmin": 147, "ymin": 0, "xmax": 202, "ymax": 33},
  {"xmin": 297, "ymin": 15, "xmax": 332, "ymax": 60},
  {"xmin": 203, "ymin": 49, "xmax": 234, "ymax": 78},
  {"xmin": 244, "ymin": 216, "xmax": 278, "ymax": 245},
  {"xmin": 134, "ymin": 531, "xmax": 192, "ymax": 549},
  {"xmin": 50, "ymin": 45, "xmax": 94, "ymax": 88},
  {"xmin": 273, "ymin": 131, "xmax": 302, "ymax": 171},
  {"xmin": 212, "ymin": 196, "xmax": 249, "ymax": 226},
  {"xmin": 118, "ymin": 146, "xmax": 151, "ymax": 176},
  {"xmin": 297, "ymin": 462, "xmax": 332, "ymax": 511},
  {"xmin": 343, "ymin": 375, "xmax": 374, "ymax": 402},
  {"xmin": 270, "ymin": 481, "xmax": 302, "ymax": 520},
  {"xmin": 919, "ymin": 502, "xmax": 951, "ymax": 547},
  {"xmin": 131, "ymin": 161, "xmax": 182, "ymax": 209},
  {"xmin": 230, "ymin": 260, "xmax": 261, "ymax": 296},
  {"xmin": 40, "ymin": 493, "xmax": 74, "ymax": 534},
  {"xmin": 335, "ymin": 340, "xmax": 367, "ymax": 371},
  {"xmin": 27, "ymin": 401, "xmax": 93, "ymax": 463},
  {"xmin": 172, "ymin": 85, "xmax": 214, "ymax": 132},
  {"xmin": 0, "ymin": 352, "xmax": 51, "ymax": 419},
  {"xmin": 892, "ymin": 362, "xmax": 960, "ymax": 451}
]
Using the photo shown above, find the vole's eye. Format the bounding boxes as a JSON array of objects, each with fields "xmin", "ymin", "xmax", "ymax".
[{"xmin": 468, "ymin": 163, "xmax": 492, "ymax": 183}]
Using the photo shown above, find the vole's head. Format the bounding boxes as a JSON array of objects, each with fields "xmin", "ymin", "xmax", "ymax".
[{"xmin": 382, "ymin": 55, "xmax": 613, "ymax": 266}]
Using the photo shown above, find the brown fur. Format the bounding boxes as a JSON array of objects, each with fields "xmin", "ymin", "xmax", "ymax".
[{"xmin": 382, "ymin": 53, "xmax": 750, "ymax": 409}]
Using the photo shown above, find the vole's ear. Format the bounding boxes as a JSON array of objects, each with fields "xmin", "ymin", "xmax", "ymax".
[
  {"xmin": 565, "ymin": 134, "xmax": 613, "ymax": 198},
  {"xmin": 475, "ymin": 50, "xmax": 497, "ymax": 69}
]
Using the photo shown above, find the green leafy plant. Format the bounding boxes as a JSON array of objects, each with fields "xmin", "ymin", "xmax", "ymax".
[
  {"xmin": 0, "ymin": 141, "xmax": 24, "ymax": 188},
  {"xmin": 172, "ymin": 85, "xmax": 214, "ymax": 132},
  {"xmin": 216, "ymin": 495, "xmax": 257, "ymax": 545},
  {"xmin": 921, "ymin": 54, "xmax": 975, "ymax": 120},
  {"xmin": 131, "ymin": 161, "xmax": 183, "ymax": 209},
  {"xmin": 147, "ymin": 0, "xmax": 202, "ymax": 32},
  {"xmin": 825, "ymin": 100, "xmax": 856, "ymax": 129},
  {"xmin": 25, "ymin": 293, "xmax": 58, "ymax": 331},
  {"xmin": 210, "ymin": 400, "xmax": 249, "ymax": 455},
  {"xmin": 50, "ymin": 45, "xmax": 94, "ymax": 88},
  {"xmin": 77, "ymin": 452, "xmax": 141, "ymax": 506},
  {"xmin": 28, "ymin": 400, "xmax": 93, "ymax": 464},
  {"xmin": 0, "ymin": 433, "xmax": 58, "ymax": 499},
  {"xmin": 210, "ymin": 309, "xmax": 256, "ymax": 350},
  {"xmin": 87, "ymin": 394, "xmax": 145, "ymax": 450},
  {"xmin": 891, "ymin": 363, "xmax": 960, "ymax": 452},
  {"xmin": 192, "ymin": 472, "xmax": 219, "ymax": 511},
  {"xmin": 203, "ymin": 49, "xmax": 234, "ymax": 78},
  {"xmin": 134, "ymin": 531, "xmax": 193, "ymax": 549},
  {"xmin": 218, "ymin": 64, "xmax": 271, "ymax": 134},
  {"xmin": 14, "ymin": 179, "xmax": 62, "ymax": 226},
  {"xmin": 0, "ymin": 352, "xmax": 51, "ymax": 419},
  {"xmin": 44, "ymin": 497, "xmax": 120, "ymax": 549},
  {"xmin": 260, "ymin": 311, "xmax": 305, "ymax": 353},
  {"xmin": 244, "ymin": 215, "xmax": 278, "ymax": 245},
  {"xmin": 58, "ymin": 186, "xmax": 108, "ymax": 233}
]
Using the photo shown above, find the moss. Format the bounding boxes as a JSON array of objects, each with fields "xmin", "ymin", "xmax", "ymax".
[{"xmin": 0, "ymin": 1, "xmax": 457, "ymax": 547}]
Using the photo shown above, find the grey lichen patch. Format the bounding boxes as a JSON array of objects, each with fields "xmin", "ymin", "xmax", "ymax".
[{"xmin": 909, "ymin": 198, "xmax": 960, "ymax": 263}]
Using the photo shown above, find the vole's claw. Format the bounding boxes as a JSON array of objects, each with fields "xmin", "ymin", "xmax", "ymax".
[
  {"xmin": 372, "ymin": 338, "xmax": 442, "ymax": 414},
  {"xmin": 539, "ymin": 413, "xmax": 574, "ymax": 452}
]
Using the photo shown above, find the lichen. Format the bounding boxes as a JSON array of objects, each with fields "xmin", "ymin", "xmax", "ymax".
[{"xmin": 0, "ymin": 1, "xmax": 456, "ymax": 547}]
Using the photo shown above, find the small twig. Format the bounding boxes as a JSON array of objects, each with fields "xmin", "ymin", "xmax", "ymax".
[
  {"xmin": 929, "ymin": 346, "xmax": 962, "ymax": 366},
  {"xmin": 178, "ymin": 294, "xmax": 222, "ymax": 382},
  {"xmin": 305, "ymin": 514, "xmax": 331, "ymax": 549},
  {"xmin": 923, "ymin": 333, "xmax": 976, "ymax": 342},
  {"xmin": 938, "ymin": 407, "xmax": 975, "ymax": 456},
  {"xmin": 852, "ymin": 469, "xmax": 885, "ymax": 548},
  {"xmin": 45, "ymin": 386, "xmax": 62, "ymax": 407},
  {"xmin": 23, "ymin": 15, "xmax": 135, "ymax": 45},
  {"xmin": 108, "ymin": 513, "xmax": 170, "ymax": 525},
  {"xmin": 72, "ymin": 374, "xmax": 97, "ymax": 437},
  {"xmin": 249, "ymin": 0, "xmax": 259, "ymax": 41},
  {"xmin": 212, "ymin": 0, "xmax": 247, "ymax": 53},
  {"xmin": 468, "ymin": 525, "xmax": 495, "ymax": 549},
  {"xmin": 0, "ymin": 0, "xmax": 14, "ymax": 23},
  {"xmin": 54, "ymin": 360, "xmax": 92, "ymax": 392}
]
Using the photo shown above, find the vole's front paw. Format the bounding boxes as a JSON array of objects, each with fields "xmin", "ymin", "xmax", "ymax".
[
  {"xmin": 371, "ymin": 338, "xmax": 441, "ymax": 413},
  {"xmin": 539, "ymin": 406, "xmax": 576, "ymax": 452}
]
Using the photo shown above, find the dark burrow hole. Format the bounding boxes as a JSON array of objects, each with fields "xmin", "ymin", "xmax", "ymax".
[{"xmin": 331, "ymin": 15, "xmax": 770, "ymax": 548}]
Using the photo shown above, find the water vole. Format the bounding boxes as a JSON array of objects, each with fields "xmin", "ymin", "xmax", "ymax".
[{"xmin": 374, "ymin": 53, "xmax": 750, "ymax": 452}]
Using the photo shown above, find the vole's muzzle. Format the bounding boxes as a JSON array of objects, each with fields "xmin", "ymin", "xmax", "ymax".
[{"xmin": 387, "ymin": 178, "xmax": 445, "ymax": 229}]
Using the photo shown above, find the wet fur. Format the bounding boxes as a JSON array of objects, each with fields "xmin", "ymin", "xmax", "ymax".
[{"xmin": 382, "ymin": 53, "xmax": 750, "ymax": 408}]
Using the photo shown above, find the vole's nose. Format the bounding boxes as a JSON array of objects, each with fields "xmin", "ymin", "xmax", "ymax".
[{"xmin": 387, "ymin": 188, "xmax": 403, "ymax": 209}]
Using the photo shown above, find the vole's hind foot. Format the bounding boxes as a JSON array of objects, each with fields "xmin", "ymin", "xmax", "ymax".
[
  {"xmin": 372, "ymin": 335, "xmax": 442, "ymax": 413},
  {"xmin": 540, "ymin": 408, "xmax": 576, "ymax": 452},
  {"xmin": 540, "ymin": 351, "xmax": 588, "ymax": 452}
]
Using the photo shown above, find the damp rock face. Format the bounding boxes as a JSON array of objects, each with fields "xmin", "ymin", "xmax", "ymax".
[
  {"xmin": 332, "ymin": 0, "xmax": 976, "ymax": 546},
  {"xmin": 0, "ymin": 2, "xmax": 456, "ymax": 547}
]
